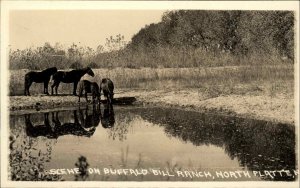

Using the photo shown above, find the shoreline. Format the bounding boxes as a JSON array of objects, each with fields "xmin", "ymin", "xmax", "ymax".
[{"xmin": 8, "ymin": 89, "xmax": 295, "ymax": 125}]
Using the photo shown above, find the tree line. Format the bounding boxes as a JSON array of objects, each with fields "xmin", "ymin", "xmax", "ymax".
[
  {"xmin": 9, "ymin": 10, "xmax": 294, "ymax": 70},
  {"xmin": 130, "ymin": 10, "xmax": 294, "ymax": 59}
]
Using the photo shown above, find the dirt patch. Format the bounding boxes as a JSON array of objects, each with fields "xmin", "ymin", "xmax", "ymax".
[
  {"xmin": 8, "ymin": 89, "xmax": 294, "ymax": 125},
  {"xmin": 116, "ymin": 89, "xmax": 294, "ymax": 124}
]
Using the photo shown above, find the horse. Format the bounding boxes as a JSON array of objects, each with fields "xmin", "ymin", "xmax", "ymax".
[
  {"xmin": 100, "ymin": 78, "xmax": 114, "ymax": 105},
  {"xmin": 78, "ymin": 80, "xmax": 100, "ymax": 103},
  {"xmin": 24, "ymin": 67, "xmax": 58, "ymax": 96},
  {"xmin": 51, "ymin": 67, "xmax": 94, "ymax": 96}
]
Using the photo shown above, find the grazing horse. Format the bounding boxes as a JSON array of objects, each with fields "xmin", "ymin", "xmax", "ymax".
[
  {"xmin": 24, "ymin": 67, "xmax": 57, "ymax": 96},
  {"xmin": 100, "ymin": 78, "xmax": 114, "ymax": 105},
  {"xmin": 51, "ymin": 67, "xmax": 94, "ymax": 96},
  {"xmin": 78, "ymin": 80, "xmax": 100, "ymax": 103}
]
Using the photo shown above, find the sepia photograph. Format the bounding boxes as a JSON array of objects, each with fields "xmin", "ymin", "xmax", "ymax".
[{"xmin": 1, "ymin": 1, "xmax": 299, "ymax": 187}]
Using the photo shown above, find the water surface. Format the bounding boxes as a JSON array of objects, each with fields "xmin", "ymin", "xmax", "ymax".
[{"xmin": 9, "ymin": 105, "xmax": 296, "ymax": 181}]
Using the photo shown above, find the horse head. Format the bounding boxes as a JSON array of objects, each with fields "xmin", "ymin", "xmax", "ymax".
[{"xmin": 86, "ymin": 67, "xmax": 95, "ymax": 77}]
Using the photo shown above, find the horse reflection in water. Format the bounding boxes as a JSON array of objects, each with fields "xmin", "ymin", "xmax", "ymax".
[
  {"xmin": 100, "ymin": 104, "xmax": 115, "ymax": 129},
  {"xmin": 25, "ymin": 105, "xmax": 101, "ymax": 139}
]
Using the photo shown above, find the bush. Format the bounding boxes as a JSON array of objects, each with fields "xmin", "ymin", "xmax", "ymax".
[
  {"xmin": 70, "ymin": 61, "xmax": 83, "ymax": 69},
  {"xmin": 88, "ymin": 61, "xmax": 99, "ymax": 68}
]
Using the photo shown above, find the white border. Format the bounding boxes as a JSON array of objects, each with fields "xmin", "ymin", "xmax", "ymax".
[{"xmin": 1, "ymin": 1, "xmax": 299, "ymax": 188}]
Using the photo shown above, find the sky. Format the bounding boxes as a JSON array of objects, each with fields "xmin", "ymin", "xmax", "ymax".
[{"xmin": 9, "ymin": 10, "xmax": 165, "ymax": 50}]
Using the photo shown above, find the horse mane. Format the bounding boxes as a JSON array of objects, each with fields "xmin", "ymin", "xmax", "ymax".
[{"xmin": 83, "ymin": 67, "xmax": 94, "ymax": 76}]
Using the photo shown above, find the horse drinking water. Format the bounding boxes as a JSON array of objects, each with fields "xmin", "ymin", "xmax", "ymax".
[
  {"xmin": 24, "ymin": 67, "xmax": 58, "ymax": 96},
  {"xmin": 78, "ymin": 80, "xmax": 101, "ymax": 103},
  {"xmin": 100, "ymin": 78, "xmax": 114, "ymax": 105},
  {"xmin": 51, "ymin": 67, "xmax": 94, "ymax": 96}
]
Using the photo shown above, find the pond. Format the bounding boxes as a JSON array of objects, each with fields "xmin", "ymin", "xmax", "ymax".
[{"xmin": 9, "ymin": 104, "xmax": 297, "ymax": 181}]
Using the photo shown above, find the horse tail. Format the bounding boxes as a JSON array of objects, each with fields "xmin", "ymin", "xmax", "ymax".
[
  {"xmin": 24, "ymin": 76, "xmax": 27, "ymax": 95},
  {"xmin": 24, "ymin": 73, "xmax": 30, "ymax": 95}
]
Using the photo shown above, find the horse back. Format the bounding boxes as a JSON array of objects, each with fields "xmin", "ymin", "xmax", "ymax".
[
  {"xmin": 25, "ymin": 71, "xmax": 47, "ymax": 83},
  {"xmin": 52, "ymin": 71, "xmax": 72, "ymax": 83}
]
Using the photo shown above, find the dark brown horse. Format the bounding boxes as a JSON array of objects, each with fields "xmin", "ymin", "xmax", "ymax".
[
  {"xmin": 24, "ymin": 67, "xmax": 58, "ymax": 96},
  {"xmin": 51, "ymin": 67, "xmax": 94, "ymax": 96},
  {"xmin": 100, "ymin": 78, "xmax": 114, "ymax": 105},
  {"xmin": 78, "ymin": 80, "xmax": 100, "ymax": 103}
]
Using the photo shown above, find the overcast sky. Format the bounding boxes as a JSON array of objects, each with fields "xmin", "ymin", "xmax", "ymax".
[{"xmin": 9, "ymin": 10, "xmax": 165, "ymax": 50}]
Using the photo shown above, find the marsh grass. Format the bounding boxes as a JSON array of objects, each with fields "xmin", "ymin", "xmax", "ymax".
[{"xmin": 9, "ymin": 64, "xmax": 294, "ymax": 98}]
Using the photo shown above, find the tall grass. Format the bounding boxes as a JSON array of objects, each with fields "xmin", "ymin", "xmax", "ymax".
[
  {"xmin": 89, "ymin": 46, "xmax": 293, "ymax": 69},
  {"xmin": 9, "ymin": 44, "xmax": 293, "ymax": 70},
  {"xmin": 9, "ymin": 64, "xmax": 294, "ymax": 97}
]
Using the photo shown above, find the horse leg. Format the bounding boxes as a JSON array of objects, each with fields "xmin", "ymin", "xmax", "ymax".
[
  {"xmin": 78, "ymin": 87, "xmax": 82, "ymax": 103},
  {"xmin": 97, "ymin": 96, "xmax": 100, "ymax": 104},
  {"xmin": 92, "ymin": 94, "xmax": 96, "ymax": 104},
  {"xmin": 99, "ymin": 87, "xmax": 102, "ymax": 104},
  {"xmin": 51, "ymin": 81, "xmax": 57, "ymax": 95},
  {"xmin": 52, "ymin": 81, "xmax": 60, "ymax": 95},
  {"xmin": 25, "ymin": 81, "xmax": 33, "ymax": 96},
  {"xmin": 55, "ymin": 83, "xmax": 60, "ymax": 95},
  {"xmin": 85, "ymin": 91, "xmax": 88, "ymax": 103},
  {"xmin": 73, "ymin": 82, "xmax": 78, "ymax": 96},
  {"xmin": 44, "ymin": 81, "xmax": 49, "ymax": 95}
]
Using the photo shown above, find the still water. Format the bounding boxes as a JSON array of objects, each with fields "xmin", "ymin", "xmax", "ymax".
[{"xmin": 9, "ymin": 105, "xmax": 296, "ymax": 181}]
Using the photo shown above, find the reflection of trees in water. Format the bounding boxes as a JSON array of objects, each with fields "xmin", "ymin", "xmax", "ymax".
[
  {"xmin": 134, "ymin": 107, "xmax": 296, "ymax": 181},
  {"xmin": 9, "ymin": 106, "xmax": 296, "ymax": 181},
  {"xmin": 9, "ymin": 133, "xmax": 61, "ymax": 181}
]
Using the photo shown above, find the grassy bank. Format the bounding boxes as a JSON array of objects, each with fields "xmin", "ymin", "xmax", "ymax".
[
  {"xmin": 9, "ymin": 64, "xmax": 293, "ymax": 97},
  {"xmin": 8, "ymin": 64, "xmax": 295, "ymax": 124}
]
